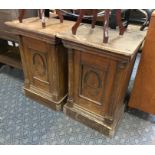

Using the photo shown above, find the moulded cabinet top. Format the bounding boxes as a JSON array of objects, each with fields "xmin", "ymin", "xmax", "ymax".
[
  {"xmin": 6, "ymin": 17, "xmax": 147, "ymax": 57},
  {"xmin": 57, "ymin": 24, "xmax": 147, "ymax": 57},
  {"xmin": 5, "ymin": 17, "xmax": 75, "ymax": 43}
]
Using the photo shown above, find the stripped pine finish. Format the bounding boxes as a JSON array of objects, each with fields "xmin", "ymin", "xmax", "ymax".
[
  {"xmin": 58, "ymin": 24, "xmax": 146, "ymax": 136},
  {"xmin": 72, "ymin": 9, "xmax": 126, "ymax": 43},
  {"xmin": 6, "ymin": 17, "xmax": 75, "ymax": 110}
]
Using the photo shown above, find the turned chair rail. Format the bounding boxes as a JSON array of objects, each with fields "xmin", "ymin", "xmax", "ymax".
[
  {"xmin": 19, "ymin": 9, "xmax": 126, "ymax": 43},
  {"xmin": 18, "ymin": 9, "xmax": 64, "ymax": 28},
  {"xmin": 72, "ymin": 9, "xmax": 126, "ymax": 43}
]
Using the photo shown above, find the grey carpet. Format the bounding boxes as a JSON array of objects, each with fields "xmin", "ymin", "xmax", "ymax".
[{"xmin": 0, "ymin": 63, "xmax": 155, "ymax": 145}]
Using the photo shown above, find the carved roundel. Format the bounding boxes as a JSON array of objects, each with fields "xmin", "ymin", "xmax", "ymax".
[
  {"xmin": 81, "ymin": 65, "xmax": 105, "ymax": 104},
  {"xmin": 33, "ymin": 53, "xmax": 46, "ymax": 77},
  {"xmin": 84, "ymin": 70, "xmax": 101, "ymax": 89}
]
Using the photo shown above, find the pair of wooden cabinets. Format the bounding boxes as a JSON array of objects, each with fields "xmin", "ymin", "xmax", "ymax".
[{"xmin": 6, "ymin": 17, "xmax": 146, "ymax": 136}]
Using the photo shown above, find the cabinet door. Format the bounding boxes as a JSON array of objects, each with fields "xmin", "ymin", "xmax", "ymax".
[
  {"xmin": 74, "ymin": 51, "xmax": 116, "ymax": 117},
  {"xmin": 22, "ymin": 37, "xmax": 54, "ymax": 94}
]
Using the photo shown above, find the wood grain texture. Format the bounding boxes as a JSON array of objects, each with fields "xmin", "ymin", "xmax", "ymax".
[
  {"xmin": 20, "ymin": 36, "xmax": 68, "ymax": 111},
  {"xmin": 6, "ymin": 18, "xmax": 73, "ymax": 110},
  {"xmin": 0, "ymin": 9, "xmax": 37, "ymax": 42},
  {"xmin": 6, "ymin": 17, "xmax": 147, "ymax": 134},
  {"xmin": 5, "ymin": 17, "xmax": 75, "ymax": 43},
  {"xmin": 57, "ymin": 24, "xmax": 146, "ymax": 57},
  {"xmin": 128, "ymin": 11, "xmax": 155, "ymax": 115},
  {"xmin": 61, "ymin": 24, "xmax": 146, "ymax": 136}
]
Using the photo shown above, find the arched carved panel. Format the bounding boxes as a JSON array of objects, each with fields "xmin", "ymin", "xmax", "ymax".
[
  {"xmin": 84, "ymin": 70, "xmax": 101, "ymax": 89},
  {"xmin": 80, "ymin": 64, "xmax": 106, "ymax": 105},
  {"xmin": 33, "ymin": 53, "xmax": 46, "ymax": 77},
  {"xmin": 83, "ymin": 70, "xmax": 101, "ymax": 96},
  {"xmin": 31, "ymin": 52, "xmax": 48, "ymax": 82}
]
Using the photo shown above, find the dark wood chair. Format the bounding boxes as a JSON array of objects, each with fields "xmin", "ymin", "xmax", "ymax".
[
  {"xmin": 72, "ymin": 9, "xmax": 126, "ymax": 43},
  {"xmin": 18, "ymin": 9, "xmax": 64, "ymax": 28}
]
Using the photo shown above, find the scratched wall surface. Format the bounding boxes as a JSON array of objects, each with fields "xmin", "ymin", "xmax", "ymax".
[{"xmin": 0, "ymin": 58, "xmax": 155, "ymax": 145}]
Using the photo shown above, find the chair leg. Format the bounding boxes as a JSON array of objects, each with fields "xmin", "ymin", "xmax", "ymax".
[
  {"xmin": 124, "ymin": 9, "xmax": 131, "ymax": 28},
  {"xmin": 116, "ymin": 9, "xmax": 125, "ymax": 35},
  {"xmin": 72, "ymin": 9, "xmax": 85, "ymax": 35},
  {"xmin": 91, "ymin": 9, "xmax": 98, "ymax": 29},
  {"xmin": 56, "ymin": 9, "xmax": 63, "ymax": 23},
  {"xmin": 18, "ymin": 9, "xmax": 26, "ymax": 23},
  {"xmin": 40, "ymin": 9, "xmax": 46, "ymax": 28},
  {"xmin": 103, "ymin": 9, "xmax": 110, "ymax": 43}
]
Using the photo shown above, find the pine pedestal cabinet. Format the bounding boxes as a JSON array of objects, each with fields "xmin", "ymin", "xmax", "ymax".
[
  {"xmin": 6, "ymin": 17, "xmax": 74, "ymax": 110},
  {"xmin": 58, "ymin": 24, "xmax": 146, "ymax": 136}
]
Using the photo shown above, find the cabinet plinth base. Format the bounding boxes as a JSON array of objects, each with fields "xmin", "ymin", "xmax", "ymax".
[
  {"xmin": 63, "ymin": 102, "xmax": 124, "ymax": 137},
  {"xmin": 24, "ymin": 88, "xmax": 67, "ymax": 111}
]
